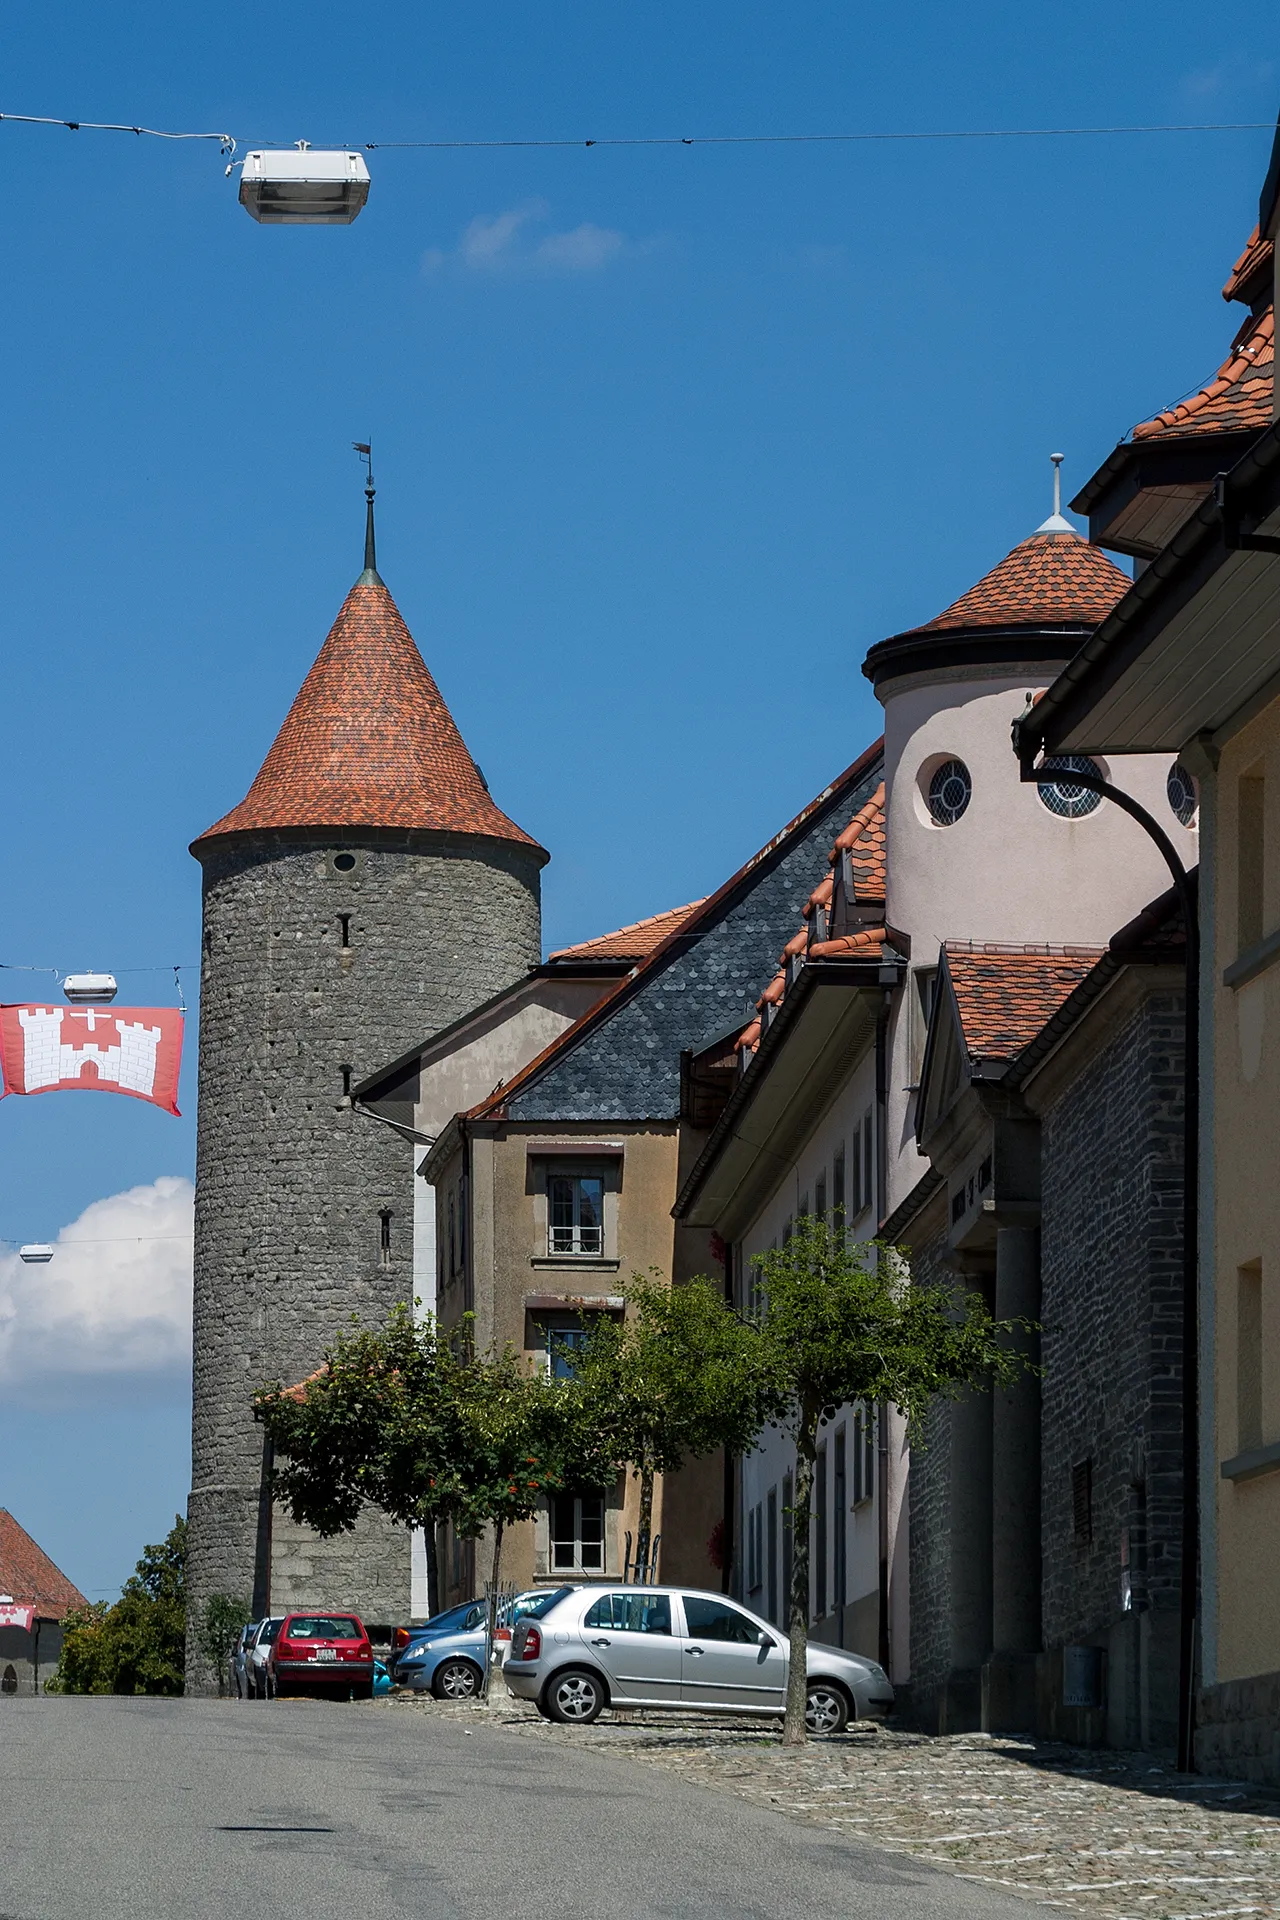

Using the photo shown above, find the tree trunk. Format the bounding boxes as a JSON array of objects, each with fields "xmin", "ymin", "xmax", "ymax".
[
  {"xmin": 635, "ymin": 1457, "xmax": 656, "ymax": 1584},
  {"xmin": 425, "ymin": 1511, "xmax": 440, "ymax": 1620},
  {"xmin": 480, "ymin": 1516, "xmax": 505, "ymax": 1701},
  {"xmin": 782, "ymin": 1409, "xmax": 818, "ymax": 1746}
]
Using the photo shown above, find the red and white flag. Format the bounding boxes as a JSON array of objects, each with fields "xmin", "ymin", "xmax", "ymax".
[
  {"xmin": 0, "ymin": 1604, "xmax": 35, "ymax": 1631},
  {"xmin": 0, "ymin": 1005, "xmax": 183, "ymax": 1117}
]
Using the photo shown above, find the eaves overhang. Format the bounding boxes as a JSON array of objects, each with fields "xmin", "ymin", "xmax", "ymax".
[
  {"xmin": 1014, "ymin": 417, "xmax": 1280, "ymax": 761},
  {"xmin": 1070, "ymin": 430, "xmax": 1263, "ymax": 561},
  {"xmin": 673, "ymin": 958, "xmax": 891, "ymax": 1236},
  {"xmin": 862, "ymin": 621, "xmax": 1090, "ymax": 694}
]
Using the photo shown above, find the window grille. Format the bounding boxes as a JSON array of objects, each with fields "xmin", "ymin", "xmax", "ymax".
[
  {"xmin": 1167, "ymin": 762, "xmax": 1198, "ymax": 828},
  {"xmin": 547, "ymin": 1174, "xmax": 604, "ymax": 1256},
  {"xmin": 926, "ymin": 758, "xmax": 972, "ymax": 826},
  {"xmin": 1038, "ymin": 756, "xmax": 1103, "ymax": 819}
]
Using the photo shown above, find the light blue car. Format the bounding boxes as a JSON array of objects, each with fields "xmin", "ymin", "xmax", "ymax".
[{"xmin": 391, "ymin": 1592, "xmax": 545, "ymax": 1700}]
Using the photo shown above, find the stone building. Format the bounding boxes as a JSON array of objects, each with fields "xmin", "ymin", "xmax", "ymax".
[
  {"xmin": 1017, "ymin": 163, "xmax": 1280, "ymax": 1775},
  {"xmin": 0, "ymin": 1508, "xmax": 85, "ymax": 1696},
  {"xmin": 676, "ymin": 498, "xmax": 1189, "ymax": 1693},
  {"xmin": 899, "ymin": 886, "xmax": 1188, "ymax": 1742},
  {"xmin": 419, "ymin": 745, "xmax": 886, "ymax": 1605},
  {"xmin": 186, "ymin": 494, "xmax": 546, "ymax": 1675}
]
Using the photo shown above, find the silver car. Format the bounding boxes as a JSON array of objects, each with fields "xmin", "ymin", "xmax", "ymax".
[
  {"xmin": 502, "ymin": 1585, "xmax": 893, "ymax": 1734},
  {"xmin": 246, "ymin": 1617, "xmax": 284, "ymax": 1699}
]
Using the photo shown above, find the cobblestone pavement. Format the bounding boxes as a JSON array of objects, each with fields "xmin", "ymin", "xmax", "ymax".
[{"xmin": 387, "ymin": 1692, "xmax": 1280, "ymax": 1920}]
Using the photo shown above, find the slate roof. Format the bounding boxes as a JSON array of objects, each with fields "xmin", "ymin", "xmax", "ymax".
[
  {"xmin": 195, "ymin": 575, "xmax": 544, "ymax": 853},
  {"xmin": 909, "ymin": 531, "xmax": 1130, "ymax": 634},
  {"xmin": 548, "ymin": 900, "xmax": 706, "ymax": 964},
  {"xmin": 944, "ymin": 944, "xmax": 1103, "ymax": 1064},
  {"xmin": 739, "ymin": 784, "xmax": 890, "ymax": 1054},
  {"xmin": 0, "ymin": 1510, "xmax": 86, "ymax": 1617},
  {"xmin": 463, "ymin": 740, "xmax": 886, "ymax": 1123}
]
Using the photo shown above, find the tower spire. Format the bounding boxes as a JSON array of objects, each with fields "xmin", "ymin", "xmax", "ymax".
[
  {"xmin": 1036, "ymin": 451, "xmax": 1075, "ymax": 534},
  {"xmin": 353, "ymin": 441, "xmax": 383, "ymax": 584}
]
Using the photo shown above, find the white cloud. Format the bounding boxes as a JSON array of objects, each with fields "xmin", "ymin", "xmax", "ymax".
[
  {"xmin": 423, "ymin": 201, "xmax": 627, "ymax": 277},
  {"xmin": 0, "ymin": 1177, "xmax": 192, "ymax": 1394}
]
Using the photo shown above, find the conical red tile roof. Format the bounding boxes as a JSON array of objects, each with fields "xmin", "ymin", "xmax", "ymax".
[
  {"xmin": 911, "ymin": 529, "xmax": 1129, "ymax": 634},
  {"xmin": 195, "ymin": 576, "xmax": 544, "ymax": 852}
]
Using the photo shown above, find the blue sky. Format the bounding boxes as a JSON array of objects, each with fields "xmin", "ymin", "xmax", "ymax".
[{"xmin": 0, "ymin": 1, "xmax": 1274, "ymax": 1602}]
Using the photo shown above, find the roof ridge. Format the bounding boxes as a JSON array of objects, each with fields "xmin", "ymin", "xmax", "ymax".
[{"xmin": 547, "ymin": 897, "xmax": 707, "ymax": 962}]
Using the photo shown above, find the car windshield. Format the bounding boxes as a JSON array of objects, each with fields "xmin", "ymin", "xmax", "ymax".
[
  {"xmin": 257, "ymin": 1619, "xmax": 282, "ymax": 1645},
  {"xmin": 522, "ymin": 1586, "xmax": 574, "ymax": 1621},
  {"xmin": 413, "ymin": 1602, "xmax": 475, "ymax": 1637},
  {"xmin": 286, "ymin": 1616, "xmax": 363, "ymax": 1641}
]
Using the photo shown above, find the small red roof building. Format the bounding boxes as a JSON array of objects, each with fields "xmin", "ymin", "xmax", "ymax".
[{"xmin": 0, "ymin": 1510, "xmax": 86, "ymax": 1619}]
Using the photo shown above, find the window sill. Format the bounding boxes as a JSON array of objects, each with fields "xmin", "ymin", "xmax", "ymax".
[
  {"xmin": 1223, "ymin": 928, "xmax": 1280, "ymax": 991},
  {"xmin": 529, "ymin": 1255, "xmax": 621, "ymax": 1272},
  {"xmin": 1221, "ymin": 1440, "xmax": 1280, "ymax": 1482}
]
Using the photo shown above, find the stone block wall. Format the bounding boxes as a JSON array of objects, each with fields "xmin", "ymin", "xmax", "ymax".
[
  {"xmin": 905, "ymin": 1227, "xmax": 964, "ymax": 1730},
  {"xmin": 1038, "ymin": 986, "xmax": 1185, "ymax": 1749},
  {"xmin": 188, "ymin": 827, "xmax": 541, "ymax": 1685},
  {"xmin": 1197, "ymin": 1671, "xmax": 1280, "ymax": 1783}
]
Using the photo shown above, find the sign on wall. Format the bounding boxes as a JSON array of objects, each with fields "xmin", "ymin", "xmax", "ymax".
[{"xmin": 0, "ymin": 1005, "xmax": 183, "ymax": 1117}]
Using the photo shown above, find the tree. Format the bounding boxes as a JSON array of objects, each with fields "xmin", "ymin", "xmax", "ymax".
[
  {"xmin": 568, "ymin": 1273, "xmax": 777, "ymax": 1583},
  {"xmin": 256, "ymin": 1306, "xmax": 579, "ymax": 1652},
  {"xmin": 50, "ymin": 1517, "xmax": 188, "ymax": 1696},
  {"xmin": 749, "ymin": 1217, "xmax": 1034, "ymax": 1745},
  {"xmin": 198, "ymin": 1594, "xmax": 253, "ymax": 1697}
]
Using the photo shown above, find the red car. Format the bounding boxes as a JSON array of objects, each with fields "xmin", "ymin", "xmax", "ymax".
[{"xmin": 267, "ymin": 1611, "xmax": 375, "ymax": 1701}]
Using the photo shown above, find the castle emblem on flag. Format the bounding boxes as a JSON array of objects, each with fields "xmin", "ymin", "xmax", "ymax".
[{"xmin": 0, "ymin": 1005, "xmax": 183, "ymax": 1115}]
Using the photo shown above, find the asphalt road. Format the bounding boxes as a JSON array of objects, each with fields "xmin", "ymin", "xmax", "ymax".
[{"xmin": 1, "ymin": 1698, "xmax": 1048, "ymax": 1920}]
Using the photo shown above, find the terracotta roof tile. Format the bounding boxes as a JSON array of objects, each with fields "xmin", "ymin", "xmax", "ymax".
[
  {"xmin": 944, "ymin": 944, "xmax": 1103, "ymax": 1063},
  {"xmin": 809, "ymin": 927, "xmax": 889, "ymax": 961},
  {"xmin": 1131, "ymin": 305, "xmax": 1273, "ymax": 443},
  {"xmin": 911, "ymin": 532, "xmax": 1130, "ymax": 634},
  {"xmin": 195, "ymin": 577, "xmax": 544, "ymax": 852},
  {"xmin": 830, "ymin": 783, "xmax": 886, "ymax": 901},
  {"xmin": 547, "ymin": 900, "xmax": 706, "ymax": 964},
  {"xmin": 1222, "ymin": 226, "xmax": 1273, "ymax": 306},
  {"xmin": 0, "ymin": 1510, "xmax": 86, "ymax": 1617}
]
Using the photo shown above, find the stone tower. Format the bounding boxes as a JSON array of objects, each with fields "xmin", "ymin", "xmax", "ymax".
[{"xmin": 187, "ymin": 490, "xmax": 546, "ymax": 1676}]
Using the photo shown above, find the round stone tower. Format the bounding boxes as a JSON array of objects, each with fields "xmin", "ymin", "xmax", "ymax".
[{"xmin": 187, "ymin": 492, "xmax": 546, "ymax": 1679}]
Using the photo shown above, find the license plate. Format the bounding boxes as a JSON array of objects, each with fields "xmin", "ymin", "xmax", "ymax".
[{"xmin": 311, "ymin": 1649, "xmax": 338, "ymax": 1662}]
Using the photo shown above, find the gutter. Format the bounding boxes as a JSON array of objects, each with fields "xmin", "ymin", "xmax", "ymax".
[{"xmin": 1013, "ymin": 417, "xmax": 1280, "ymax": 764}]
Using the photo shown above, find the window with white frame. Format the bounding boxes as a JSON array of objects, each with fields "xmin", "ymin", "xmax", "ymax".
[
  {"xmin": 550, "ymin": 1491, "xmax": 605, "ymax": 1572},
  {"xmin": 547, "ymin": 1173, "xmax": 604, "ymax": 1256}
]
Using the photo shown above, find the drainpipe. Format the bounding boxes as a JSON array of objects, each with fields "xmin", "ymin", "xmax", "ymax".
[{"xmin": 1014, "ymin": 748, "xmax": 1199, "ymax": 1772}]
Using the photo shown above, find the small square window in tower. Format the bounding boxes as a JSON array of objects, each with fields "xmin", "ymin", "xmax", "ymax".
[{"xmin": 547, "ymin": 1174, "xmax": 603, "ymax": 1256}]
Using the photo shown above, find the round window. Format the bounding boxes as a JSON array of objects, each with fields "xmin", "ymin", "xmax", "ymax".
[
  {"xmin": 926, "ymin": 758, "xmax": 972, "ymax": 827},
  {"xmin": 1167, "ymin": 763, "xmax": 1198, "ymax": 828},
  {"xmin": 1037, "ymin": 756, "xmax": 1102, "ymax": 819},
  {"xmin": 332, "ymin": 851, "xmax": 357, "ymax": 872}
]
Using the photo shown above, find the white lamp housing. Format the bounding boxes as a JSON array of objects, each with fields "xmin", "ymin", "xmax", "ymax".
[
  {"xmin": 19, "ymin": 1245, "xmax": 54, "ymax": 1264},
  {"xmin": 239, "ymin": 148, "xmax": 371, "ymax": 225},
  {"xmin": 63, "ymin": 973, "xmax": 119, "ymax": 1004}
]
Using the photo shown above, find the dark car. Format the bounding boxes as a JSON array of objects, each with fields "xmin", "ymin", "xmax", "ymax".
[{"xmin": 267, "ymin": 1611, "xmax": 374, "ymax": 1701}]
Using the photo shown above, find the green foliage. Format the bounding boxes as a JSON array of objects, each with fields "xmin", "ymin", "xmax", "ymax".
[
  {"xmin": 198, "ymin": 1594, "xmax": 252, "ymax": 1697},
  {"xmin": 568, "ymin": 1272, "xmax": 777, "ymax": 1481},
  {"xmin": 49, "ymin": 1516, "xmax": 187, "ymax": 1696},
  {"xmin": 748, "ymin": 1216, "xmax": 1034, "ymax": 1741},
  {"xmin": 750, "ymin": 1215, "xmax": 1030, "ymax": 1436},
  {"xmin": 256, "ymin": 1305, "xmax": 574, "ymax": 1545}
]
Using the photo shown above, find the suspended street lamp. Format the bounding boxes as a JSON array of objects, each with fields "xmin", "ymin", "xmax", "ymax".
[
  {"xmin": 238, "ymin": 143, "xmax": 371, "ymax": 224},
  {"xmin": 18, "ymin": 1246, "xmax": 54, "ymax": 1264},
  {"xmin": 62, "ymin": 972, "xmax": 118, "ymax": 1005}
]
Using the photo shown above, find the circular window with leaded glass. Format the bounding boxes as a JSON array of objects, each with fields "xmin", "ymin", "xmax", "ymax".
[
  {"xmin": 1167, "ymin": 762, "xmax": 1198, "ymax": 828},
  {"xmin": 925, "ymin": 758, "xmax": 972, "ymax": 827},
  {"xmin": 1037, "ymin": 755, "xmax": 1102, "ymax": 819}
]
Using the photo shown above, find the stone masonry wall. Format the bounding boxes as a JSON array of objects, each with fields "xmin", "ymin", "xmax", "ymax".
[
  {"xmin": 906, "ymin": 1225, "xmax": 958, "ymax": 1725},
  {"xmin": 188, "ymin": 827, "xmax": 541, "ymax": 1684},
  {"xmin": 1038, "ymin": 986, "xmax": 1185, "ymax": 1748}
]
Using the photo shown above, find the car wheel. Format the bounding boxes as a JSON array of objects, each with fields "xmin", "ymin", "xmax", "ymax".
[
  {"xmin": 805, "ymin": 1681, "xmax": 850, "ymax": 1736},
  {"xmin": 432, "ymin": 1658, "xmax": 483, "ymax": 1702},
  {"xmin": 544, "ymin": 1668, "xmax": 606, "ymax": 1726}
]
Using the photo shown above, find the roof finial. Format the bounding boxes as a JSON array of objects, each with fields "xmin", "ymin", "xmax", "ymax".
[
  {"xmin": 1036, "ymin": 451, "xmax": 1074, "ymax": 535},
  {"xmin": 353, "ymin": 440, "xmax": 383, "ymax": 583}
]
